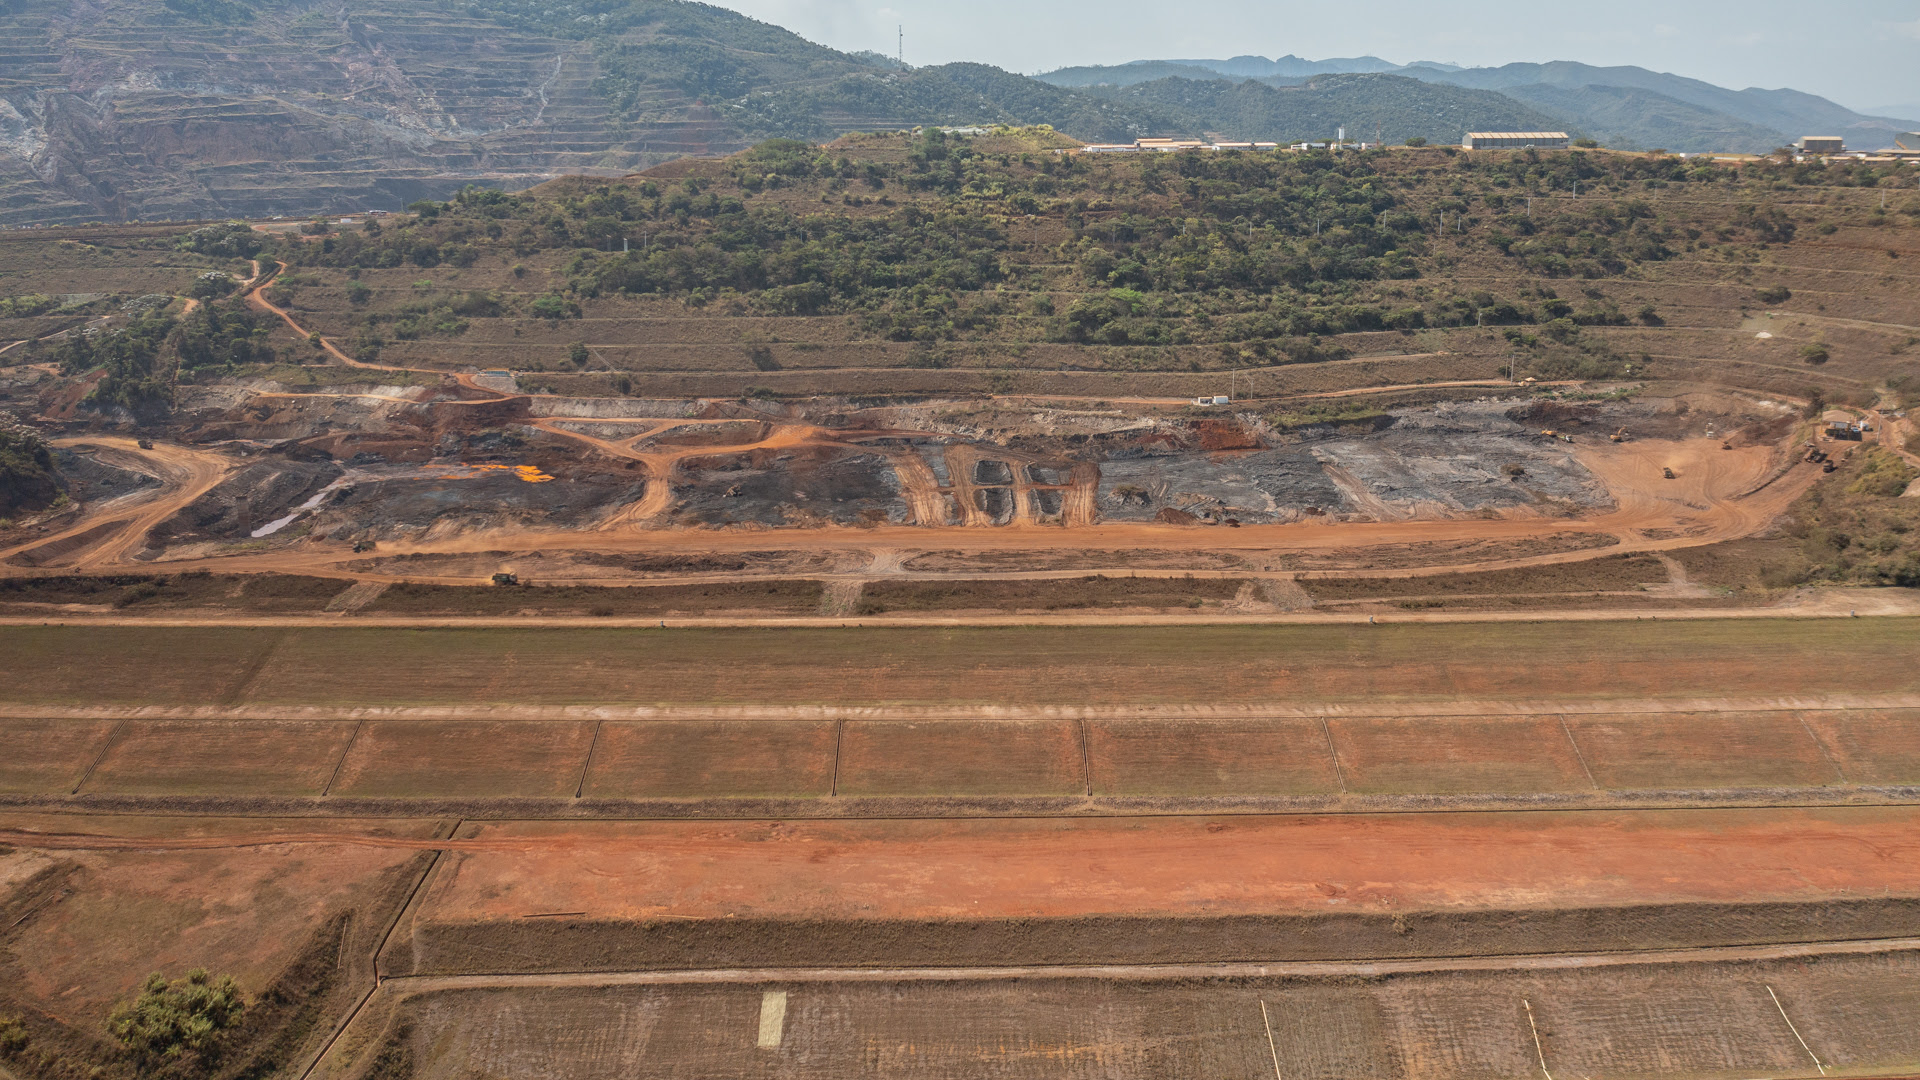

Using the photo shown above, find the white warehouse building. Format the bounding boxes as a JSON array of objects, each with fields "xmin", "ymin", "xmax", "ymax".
[{"xmin": 1462, "ymin": 131, "xmax": 1570, "ymax": 150}]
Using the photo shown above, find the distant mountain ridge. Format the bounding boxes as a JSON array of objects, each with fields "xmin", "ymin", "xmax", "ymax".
[
  {"xmin": 1038, "ymin": 55, "xmax": 1920, "ymax": 153},
  {"xmin": 2, "ymin": 1, "xmax": 1913, "ymax": 226}
]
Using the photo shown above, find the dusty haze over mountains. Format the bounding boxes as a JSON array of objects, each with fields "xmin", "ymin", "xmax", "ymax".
[{"xmin": 722, "ymin": 0, "xmax": 1920, "ymax": 116}]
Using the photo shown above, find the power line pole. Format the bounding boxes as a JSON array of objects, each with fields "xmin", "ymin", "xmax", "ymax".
[{"xmin": 897, "ymin": 25, "xmax": 903, "ymax": 69}]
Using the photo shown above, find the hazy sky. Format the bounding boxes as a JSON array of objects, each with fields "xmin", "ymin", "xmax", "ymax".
[{"xmin": 714, "ymin": 0, "xmax": 1920, "ymax": 115}]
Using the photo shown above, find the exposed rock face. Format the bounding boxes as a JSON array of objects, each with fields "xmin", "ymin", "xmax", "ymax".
[
  {"xmin": 0, "ymin": 0, "xmax": 750, "ymax": 224},
  {"xmin": 0, "ymin": 419, "xmax": 59, "ymax": 513}
]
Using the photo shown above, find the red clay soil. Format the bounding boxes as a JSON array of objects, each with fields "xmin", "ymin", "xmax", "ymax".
[
  {"xmin": 420, "ymin": 808, "xmax": 1920, "ymax": 924},
  {"xmin": 2, "ymin": 813, "xmax": 438, "ymax": 1022}
]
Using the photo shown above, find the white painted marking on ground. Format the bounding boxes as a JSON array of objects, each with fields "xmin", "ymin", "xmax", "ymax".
[
  {"xmin": 1524, "ymin": 999, "xmax": 1554, "ymax": 1080},
  {"xmin": 1258, "ymin": 999, "xmax": 1283, "ymax": 1080},
  {"xmin": 756, "ymin": 989, "xmax": 787, "ymax": 1049},
  {"xmin": 1767, "ymin": 984, "xmax": 1826, "ymax": 1075}
]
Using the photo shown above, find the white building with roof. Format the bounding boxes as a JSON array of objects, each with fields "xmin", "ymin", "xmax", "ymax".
[{"xmin": 1462, "ymin": 132, "xmax": 1570, "ymax": 150}]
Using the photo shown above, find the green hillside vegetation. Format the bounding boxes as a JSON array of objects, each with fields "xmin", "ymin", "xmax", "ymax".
[
  {"xmin": 269, "ymin": 137, "xmax": 1908, "ymax": 375},
  {"xmin": 1497, "ymin": 84, "xmax": 1787, "ymax": 153},
  {"xmin": 732, "ymin": 63, "xmax": 1183, "ymax": 144},
  {"xmin": 43, "ymin": 301, "xmax": 279, "ymax": 415},
  {"xmin": 13, "ymin": 133, "xmax": 1914, "ymax": 409},
  {"xmin": 461, "ymin": 0, "xmax": 873, "ymax": 108},
  {"xmin": 1088, "ymin": 74, "xmax": 1570, "ymax": 146}
]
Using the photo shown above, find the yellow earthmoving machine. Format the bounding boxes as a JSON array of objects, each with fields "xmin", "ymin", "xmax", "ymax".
[{"xmin": 1610, "ymin": 427, "xmax": 1628, "ymax": 443}]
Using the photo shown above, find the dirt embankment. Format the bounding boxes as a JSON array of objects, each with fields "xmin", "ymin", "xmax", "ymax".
[{"xmin": 394, "ymin": 899, "xmax": 1920, "ymax": 975}]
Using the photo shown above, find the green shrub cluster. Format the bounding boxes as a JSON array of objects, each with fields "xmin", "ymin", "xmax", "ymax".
[{"xmin": 108, "ymin": 968, "xmax": 245, "ymax": 1068}]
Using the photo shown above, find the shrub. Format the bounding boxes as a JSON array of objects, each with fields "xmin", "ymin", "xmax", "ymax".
[
  {"xmin": 529, "ymin": 293, "xmax": 578, "ymax": 320},
  {"xmin": 0, "ymin": 1015, "xmax": 27, "ymax": 1056},
  {"xmin": 1757, "ymin": 286, "xmax": 1791, "ymax": 304},
  {"xmin": 108, "ymin": 969, "xmax": 244, "ymax": 1066},
  {"xmin": 176, "ymin": 222, "xmax": 263, "ymax": 259},
  {"xmin": 113, "ymin": 581, "xmax": 161, "ymax": 608},
  {"xmin": 1800, "ymin": 343, "xmax": 1829, "ymax": 365},
  {"xmin": 187, "ymin": 272, "xmax": 236, "ymax": 300}
]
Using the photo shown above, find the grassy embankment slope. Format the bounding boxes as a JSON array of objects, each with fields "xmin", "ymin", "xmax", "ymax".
[{"xmin": 2, "ymin": 619, "xmax": 1915, "ymax": 707}]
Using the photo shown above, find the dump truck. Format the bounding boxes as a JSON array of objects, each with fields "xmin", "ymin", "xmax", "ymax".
[{"xmin": 1662, "ymin": 467, "xmax": 1676, "ymax": 479}]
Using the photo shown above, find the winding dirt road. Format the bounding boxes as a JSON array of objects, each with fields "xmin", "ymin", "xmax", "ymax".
[
  {"xmin": 0, "ymin": 263, "xmax": 1829, "ymax": 590},
  {"xmin": 0, "ymin": 437, "xmax": 234, "ymax": 570}
]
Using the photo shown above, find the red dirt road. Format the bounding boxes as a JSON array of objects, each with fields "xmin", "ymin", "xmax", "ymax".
[{"xmin": 417, "ymin": 808, "xmax": 1920, "ymax": 923}]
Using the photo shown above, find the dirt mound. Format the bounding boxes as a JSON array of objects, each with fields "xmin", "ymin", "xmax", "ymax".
[
  {"xmin": 1155, "ymin": 507, "xmax": 1198, "ymax": 524},
  {"xmin": 1193, "ymin": 418, "xmax": 1265, "ymax": 451},
  {"xmin": 1505, "ymin": 400, "xmax": 1603, "ymax": 428}
]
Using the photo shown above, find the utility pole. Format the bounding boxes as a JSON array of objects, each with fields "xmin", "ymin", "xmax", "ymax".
[{"xmin": 897, "ymin": 25, "xmax": 903, "ymax": 69}]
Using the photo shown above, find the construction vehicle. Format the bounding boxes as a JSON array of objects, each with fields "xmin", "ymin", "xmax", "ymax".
[
  {"xmin": 1662, "ymin": 467, "xmax": 1676, "ymax": 479},
  {"xmin": 1610, "ymin": 427, "xmax": 1628, "ymax": 443},
  {"xmin": 136, "ymin": 438, "xmax": 153, "ymax": 450},
  {"xmin": 1559, "ymin": 433, "xmax": 1575, "ymax": 444}
]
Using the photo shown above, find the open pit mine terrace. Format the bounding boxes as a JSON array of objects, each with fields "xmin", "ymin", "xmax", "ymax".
[{"xmin": 3, "ymin": 618, "xmax": 1920, "ymax": 1079}]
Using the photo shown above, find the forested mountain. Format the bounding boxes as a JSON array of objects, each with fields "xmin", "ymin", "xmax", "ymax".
[
  {"xmin": 0, "ymin": 0, "xmax": 1911, "ymax": 225},
  {"xmin": 1042, "ymin": 56, "xmax": 1920, "ymax": 154},
  {"xmin": 1081, "ymin": 75, "xmax": 1564, "ymax": 147}
]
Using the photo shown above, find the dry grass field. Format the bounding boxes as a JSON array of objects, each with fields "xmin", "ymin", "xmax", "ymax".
[
  {"xmin": 3, "ymin": 704, "xmax": 1916, "ymax": 807},
  {"xmin": 326, "ymin": 719, "xmax": 598, "ymax": 799},
  {"xmin": 580, "ymin": 719, "xmax": 838, "ymax": 799},
  {"xmin": 79, "ymin": 718, "xmax": 357, "ymax": 796},
  {"xmin": 1088, "ymin": 717, "xmax": 1343, "ymax": 797},
  {"xmin": 835, "ymin": 720, "xmax": 1085, "ymax": 797},
  {"xmin": 4, "ymin": 620, "xmax": 1918, "ymax": 709},
  {"xmin": 1326, "ymin": 714, "xmax": 1594, "ymax": 795},
  {"xmin": 342, "ymin": 953, "xmax": 1920, "ymax": 1080}
]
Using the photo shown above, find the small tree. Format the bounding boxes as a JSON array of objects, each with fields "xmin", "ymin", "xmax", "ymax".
[{"xmin": 108, "ymin": 969, "xmax": 244, "ymax": 1067}]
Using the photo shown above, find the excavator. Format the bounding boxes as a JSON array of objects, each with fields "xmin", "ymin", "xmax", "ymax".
[{"xmin": 1610, "ymin": 427, "xmax": 1628, "ymax": 443}]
